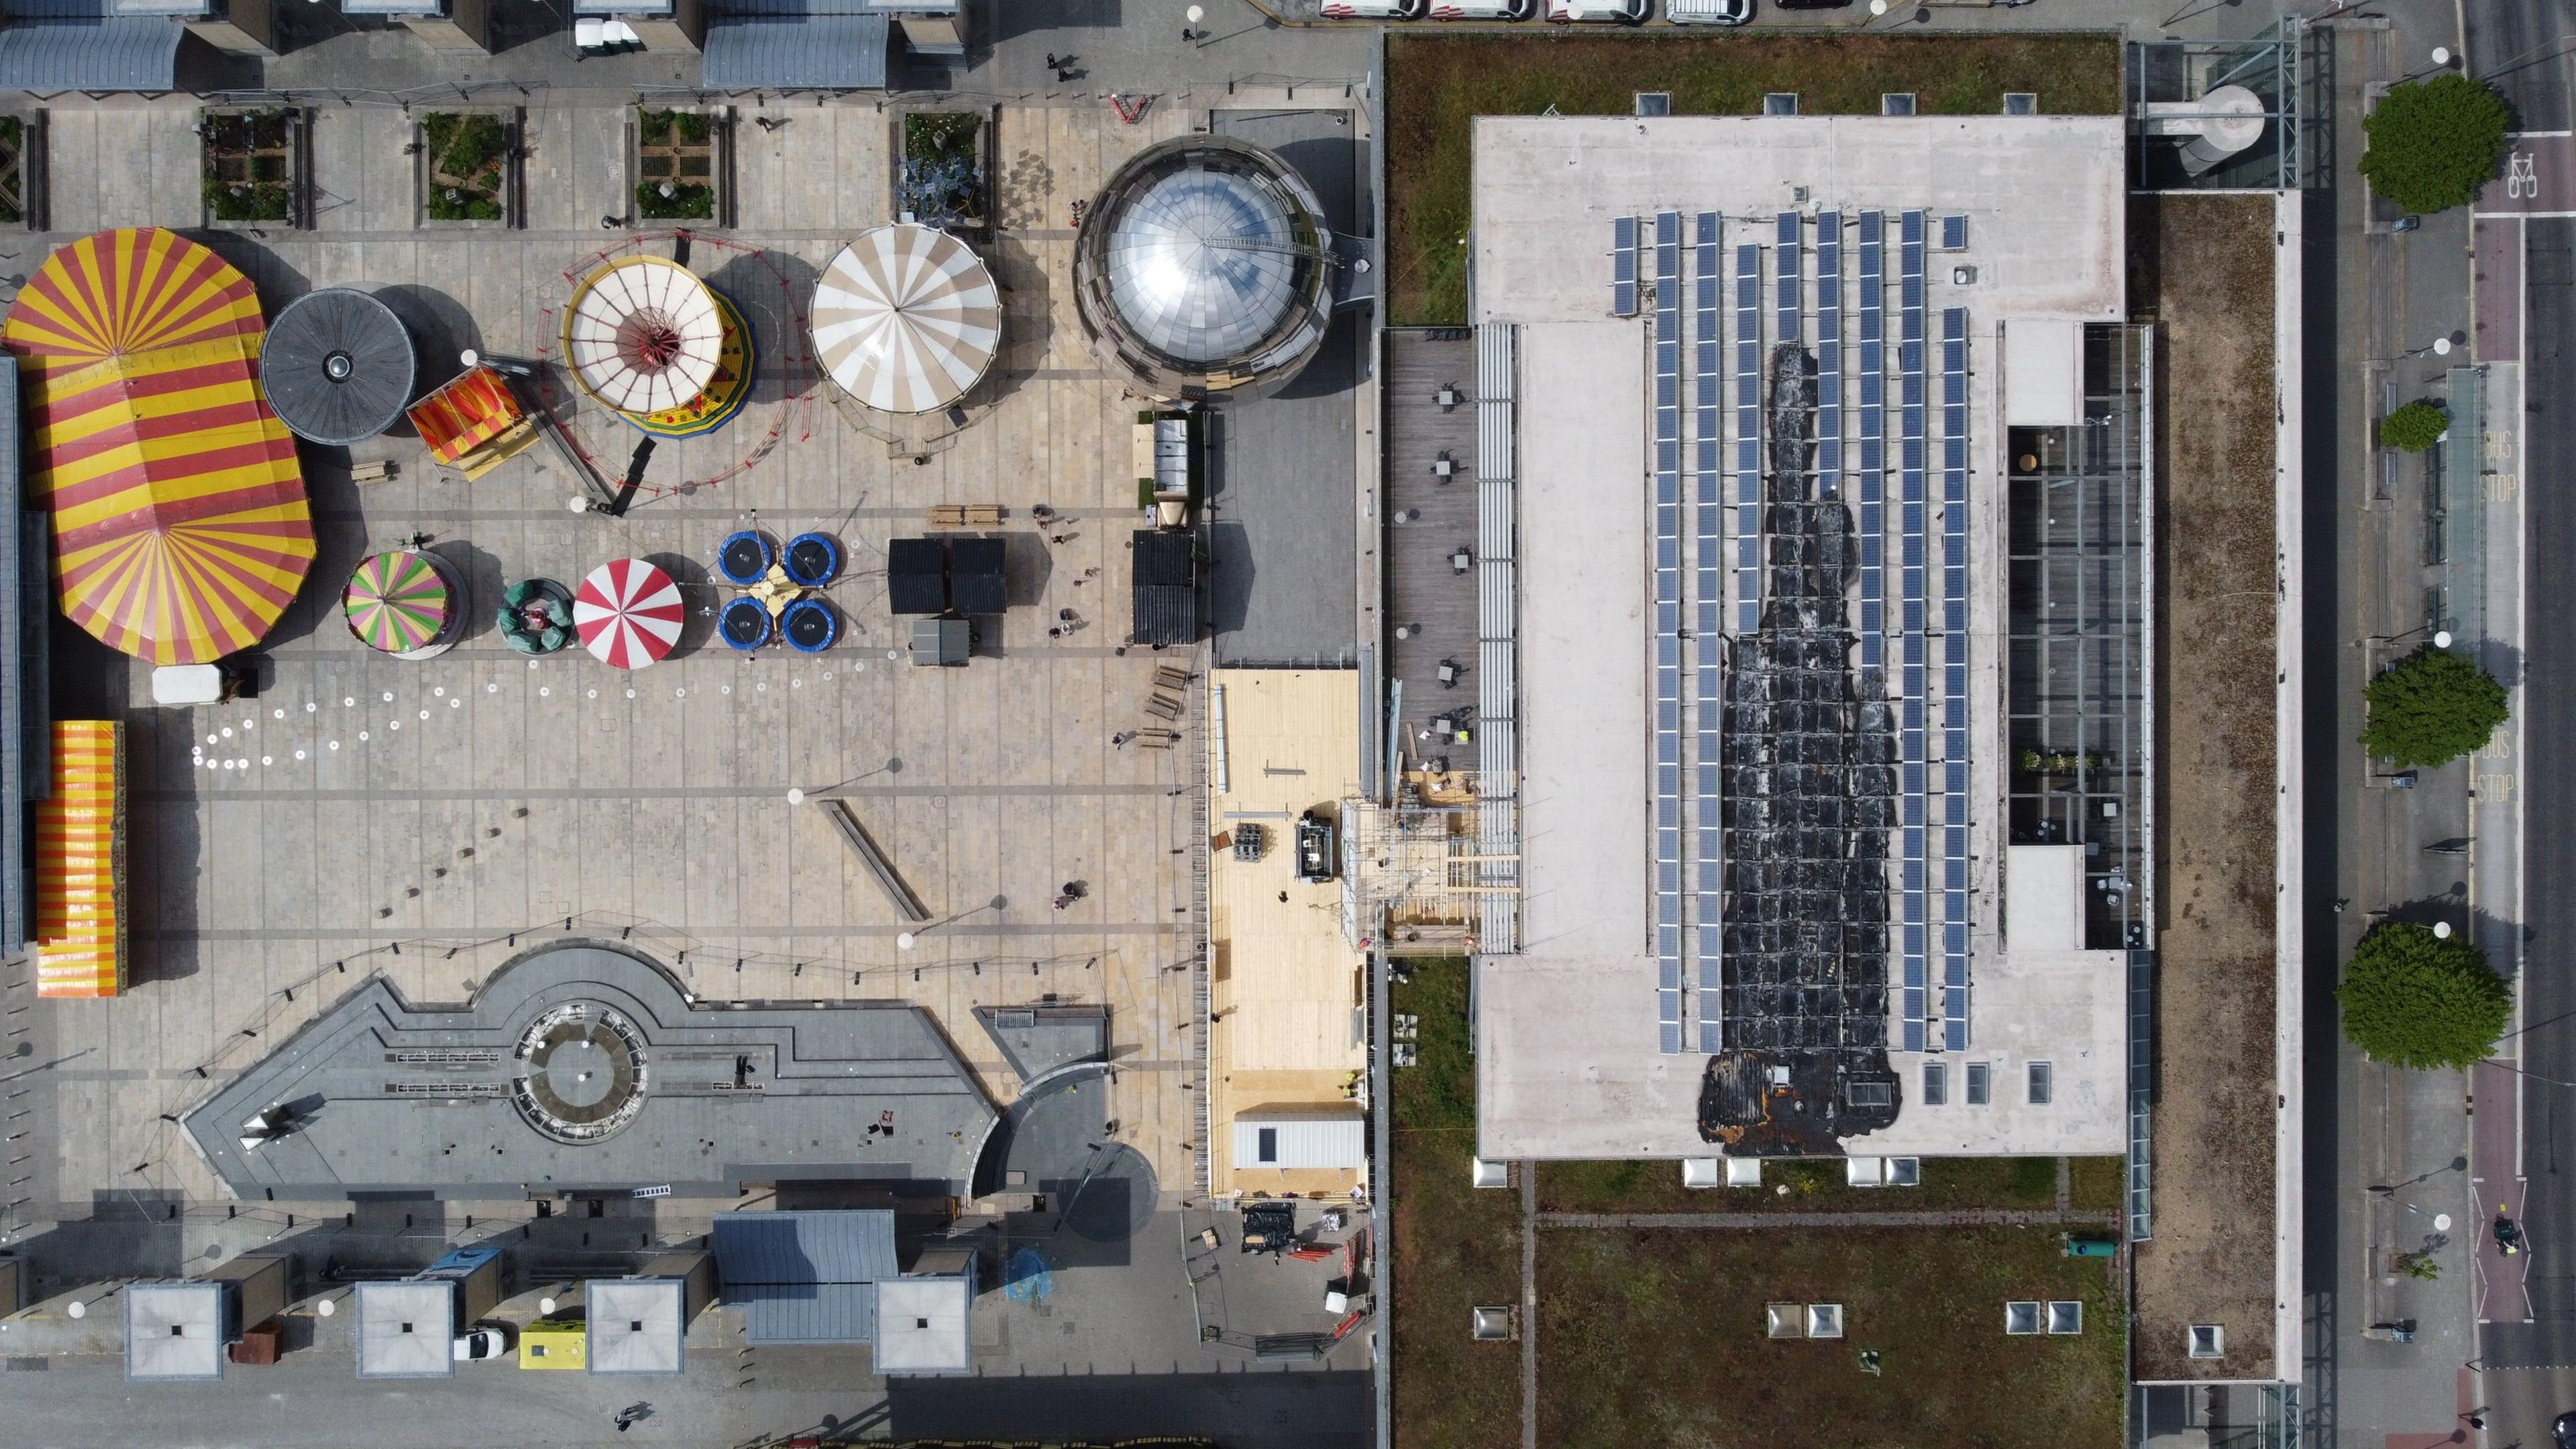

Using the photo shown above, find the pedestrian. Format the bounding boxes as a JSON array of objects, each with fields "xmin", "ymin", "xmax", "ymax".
[
  {"xmin": 1112, "ymin": 731, "xmax": 1132, "ymax": 749},
  {"xmin": 2332, "ymin": 897, "xmax": 2350, "ymax": 914},
  {"xmin": 614, "ymin": 1402, "xmax": 651, "ymax": 1432},
  {"xmin": 1053, "ymin": 894, "xmax": 1071, "ymax": 911},
  {"xmin": 1045, "ymin": 51, "xmax": 1059, "ymax": 68}
]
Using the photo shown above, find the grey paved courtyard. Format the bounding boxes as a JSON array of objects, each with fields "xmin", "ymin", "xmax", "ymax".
[{"xmin": 0, "ymin": 86, "xmax": 1367, "ymax": 1226}]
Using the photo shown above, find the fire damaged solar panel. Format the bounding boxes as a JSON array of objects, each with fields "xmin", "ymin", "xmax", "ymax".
[{"xmin": 1699, "ymin": 325, "xmax": 1901, "ymax": 1155}]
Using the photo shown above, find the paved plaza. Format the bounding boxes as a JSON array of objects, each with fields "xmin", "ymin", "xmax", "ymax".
[{"xmin": 3, "ymin": 89, "xmax": 1367, "ymax": 1224}]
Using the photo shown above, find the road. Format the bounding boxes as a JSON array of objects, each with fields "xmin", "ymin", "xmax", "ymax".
[{"xmin": 2467, "ymin": 0, "xmax": 2576, "ymax": 1437}]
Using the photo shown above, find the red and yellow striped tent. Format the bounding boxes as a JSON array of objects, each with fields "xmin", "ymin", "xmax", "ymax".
[
  {"xmin": 36, "ymin": 720, "xmax": 123, "ymax": 999},
  {"xmin": 2, "ymin": 227, "xmax": 314, "ymax": 665}
]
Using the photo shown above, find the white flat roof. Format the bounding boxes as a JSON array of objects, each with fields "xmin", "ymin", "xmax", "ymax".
[
  {"xmin": 1472, "ymin": 113, "xmax": 2129, "ymax": 1161},
  {"xmin": 125, "ymin": 1282, "xmax": 225, "ymax": 1382},
  {"xmin": 586, "ymin": 1278, "xmax": 685, "ymax": 1376},
  {"xmin": 873, "ymin": 1277, "xmax": 971, "ymax": 1375},
  {"xmin": 355, "ymin": 1281, "xmax": 454, "ymax": 1380}
]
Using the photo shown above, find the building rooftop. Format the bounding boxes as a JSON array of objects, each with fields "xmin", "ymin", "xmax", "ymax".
[
  {"xmin": 1205, "ymin": 669, "xmax": 1369, "ymax": 1199},
  {"xmin": 180, "ymin": 942, "xmax": 998, "ymax": 1199},
  {"xmin": 1470, "ymin": 113, "xmax": 2133, "ymax": 1162}
]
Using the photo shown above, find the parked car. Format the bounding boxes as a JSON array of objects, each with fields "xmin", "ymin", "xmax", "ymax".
[
  {"xmin": 1427, "ymin": 0, "xmax": 1533, "ymax": 17},
  {"xmin": 2553, "ymin": 1410, "xmax": 2576, "ymax": 1449},
  {"xmin": 1322, "ymin": 0, "xmax": 1428, "ymax": 14},
  {"xmin": 452, "ymin": 1325, "xmax": 513, "ymax": 1362},
  {"xmin": 1546, "ymin": 0, "xmax": 1646, "ymax": 19},
  {"xmin": 1665, "ymin": 0, "xmax": 1752, "ymax": 19}
]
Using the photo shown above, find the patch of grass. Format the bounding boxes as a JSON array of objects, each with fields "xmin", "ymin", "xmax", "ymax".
[
  {"xmin": 1536, "ymin": 1225, "xmax": 2124, "ymax": 1449},
  {"xmin": 1540, "ymin": 1154, "xmax": 2077, "ymax": 1215},
  {"xmin": 204, "ymin": 178, "xmax": 288, "ymax": 223},
  {"xmin": 1391, "ymin": 957, "xmax": 1520, "ymax": 1449},
  {"xmin": 2069, "ymin": 1155, "xmax": 2125, "ymax": 1214},
  {"xmin": 1385, "ymin": 32, "xmax": 2123, "ymax": 325}
]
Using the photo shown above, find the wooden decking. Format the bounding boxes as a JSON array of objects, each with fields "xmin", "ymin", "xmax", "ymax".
[{"xmin": 1383, "ymin": 332, "xmax": 1482, "ymax": 775}]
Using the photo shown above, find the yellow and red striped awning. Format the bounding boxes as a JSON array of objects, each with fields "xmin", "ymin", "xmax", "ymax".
[
  {"xmin": 36, "ymin": 720, "xmax": 123, "ymax": 1000},
  {"xmin": 3, "ymin": 228, "xmax": 315, "ymax": 665},
  {"xmin": 407, "ymin": 364, "xmax": 523, "ymax": 466}
]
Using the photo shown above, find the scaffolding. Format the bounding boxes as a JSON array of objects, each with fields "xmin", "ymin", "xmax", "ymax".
[{"xmin": 1342, "ymin": 785, "xmax": 1509, "ymax": 953}]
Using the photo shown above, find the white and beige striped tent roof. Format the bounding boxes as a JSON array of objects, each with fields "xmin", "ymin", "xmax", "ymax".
[{"xmin": 811, "ymin": 224, "xmax": 1001, "ymax": 415}]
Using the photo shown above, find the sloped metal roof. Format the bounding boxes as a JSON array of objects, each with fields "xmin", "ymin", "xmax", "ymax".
[
  {"xmin": 700, "ymin": 11, "xmax": 885, "ymax": 91},
  {"xmin": 714, "ymin": 1210, "xmax": 898, "ymax": 1345},
  {"xmin": 355, "ymin": 1281, "xmax": 455, "ymax": 1379},
  {"xmin": 0, "ymin": 9, "xmax": 180, "ymax": 91}
]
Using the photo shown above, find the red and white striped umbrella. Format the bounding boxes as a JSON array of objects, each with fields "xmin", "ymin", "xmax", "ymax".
[{"xmin": 573, "ymin": 558, "xmax": 684, "ymax": 669}]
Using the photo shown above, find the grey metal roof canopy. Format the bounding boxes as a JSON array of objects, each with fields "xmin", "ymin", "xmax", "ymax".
[
  {"xmin": 262, "ymin": 288, "xmax": 419, "ymax": 447},
  {"xmin": 0, "ymin": 1, "xmax": 180, "ymax": 91},
  {"xmin": 701, "ymin": 7, "xmax": 888, "ymax": 91},
  {"xmin": 712, "ymin": 1210, "xmax": 898, "ymax": 1345}
]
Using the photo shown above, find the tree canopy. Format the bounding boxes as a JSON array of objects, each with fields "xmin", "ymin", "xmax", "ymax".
[
  {"xmin": 2337, "ymin": 922, "xmax": 2510, "ymax": 1071},
  {"xmin": 2379, "ymin": 400, "xmax": 2449, "ymax": 453},
  {"xmin": 2363, "ymin": 645, "xmax": 2508, "ymax": 767},
  {"xmin": 2359, "ymin": 74, "xmax": 2510, "ymax": 214}
]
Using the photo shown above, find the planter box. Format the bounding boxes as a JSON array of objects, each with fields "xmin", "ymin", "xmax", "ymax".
[
  {"xmin": 892, "ymin": 107, "xmax": 991, "ymax": 239},
  {"xmin": 417, "ymin": 109, "xmax": 519, "ymax": 228},
  {"xmin": 201, "ymin": 107, "xmax": 305, "ymax": 230},
  {"xmin": 632, "ymin": 106, "xmax": 726, "ymax": 226}
]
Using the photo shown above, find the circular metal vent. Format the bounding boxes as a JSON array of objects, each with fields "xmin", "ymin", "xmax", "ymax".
[
  {"xmin": 261, "ymin": 288, "xmax": 417, "ymax": 446},
  {"xmin": 510, "ymin": 1001, "xmax": 648, "ymax": 1144}
]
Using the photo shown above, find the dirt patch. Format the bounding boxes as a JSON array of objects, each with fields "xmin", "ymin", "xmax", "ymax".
[
  {"xmin": 1385, "ymin": 32, "xmax": 2122, "ymax": 325},
  {"xmin": 2134, "ymin": 192, "xmax": 2282, "ymax": 1381},
  {"xmin": 1536, "ymin": 1225, "xmax": 2125, "ymax": 1449},
  {"xmin": 1392, "ymin": 958, "xmax": 1523, "ymax": 1449}
]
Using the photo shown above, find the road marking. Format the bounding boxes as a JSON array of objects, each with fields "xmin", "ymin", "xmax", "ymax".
[
  {"xmin": 2487, "ymin": 472, "xmax": 2520, "ymax": 502},
  {"xmin": 2479, "ymin": 773, "xmax": 2518, "ymax": 802}
]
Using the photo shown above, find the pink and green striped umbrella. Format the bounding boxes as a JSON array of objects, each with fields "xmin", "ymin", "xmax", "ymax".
[{"xmin": 343, "ymin": 550, "xmax": 450, "ymax": 654}]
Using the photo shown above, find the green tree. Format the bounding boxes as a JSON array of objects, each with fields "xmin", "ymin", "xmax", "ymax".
[
  {"xmin": 2359, "ymin": 73, "xmax": 2510, "ymax": 214},
  {"xmin": 2337, "ymin": 922, "xmax": 2509, "ymax": 1071},
  {"xmin": 2363, "ymin": 645, "xmax": 2508, "ymax": 767},
  {"xmin": 2379, "ymin": 400, "xmax": 2449, "ymax": 453}
]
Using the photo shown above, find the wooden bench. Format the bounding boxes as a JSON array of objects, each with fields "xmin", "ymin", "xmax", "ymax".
[
  {"xmin": 350, "ymin": 460, "xmax": 398, "ymax": 484},
  {"xmin": 1143, "ymin": 692, "xmax": 1183, "ymax": 720},
  {"xmin": 926, "ymin": 504, "xmax": 1006, "ymax": 527},
  {"xmin": 1152, "ymin": 665, "xmax": 1191, "ymax": 692}
]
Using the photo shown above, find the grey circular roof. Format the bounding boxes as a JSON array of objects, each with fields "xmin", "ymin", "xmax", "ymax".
[
  {"xmin": 1104, "ymin": 166, "xmax": 1305, "ymax": 365},
  {"xmin": 261, "ymin": 288, "xmax": 417, "ymax": 447}
]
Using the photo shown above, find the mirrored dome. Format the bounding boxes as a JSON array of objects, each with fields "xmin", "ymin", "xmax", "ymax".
[{"xmin": 1074, "ymin": 136, "xmax": 1335, "ymax": 402}]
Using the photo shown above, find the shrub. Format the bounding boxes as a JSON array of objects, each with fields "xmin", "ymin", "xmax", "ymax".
[
  {"xmin": 422, "ymin": 113, "xmax": 506, "ymax": 221},
  {"xmin": 203, "ymin": 178, "xmax": 288, "ymax": 223},
  {"xmin": 2362, "ymin": 645, "xmax": 2508, "ymax": 767},
  {"xmin": 2379, "ymin": 400, "xmax": 2449, "ymax": 453},
  {"xmin": 2337, "ymin": 922, "xmax": 2509, "ymax": 1071},
  {"xmin": 2359, "ymin": 73, "xmax": 2509, "ymax": 213},
  {"xmin": 636, "ymin": 180, "xmax": 713, "ymax": 220}
]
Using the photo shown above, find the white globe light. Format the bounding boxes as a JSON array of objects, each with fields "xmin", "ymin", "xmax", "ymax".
[
  {"xmin": 897, "ymin": 932, "xmax": 918, "ymax": 951},
  {"xmin": 2432, "ymin": 337, "xmax": 2452, "ymax": 356},
  {"xmin": 786, "ymin": 788, "xmax": 806, "ymax": 806},
  {"xmin": 2433, "ymin": 920, "xmax": 2453, "ymax": 939},
  {"xmin": 2433, "ymin": 630, "xmax": 2454, "ymax": 649}
]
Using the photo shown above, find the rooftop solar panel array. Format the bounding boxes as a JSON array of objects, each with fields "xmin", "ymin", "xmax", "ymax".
[
  {"xmin": 1732, "ymin": 241, "xmax": 1762, "ymax": 635},
  {"xmin": 1692, "ymin": 212, "xmax": 1725, "ymax": 1054},
  {"xmin": 1816, "ymin": 214, "xmax": 1843, "ymax": 502},
  {"xmin": 1654, "ymin": 211, "xmax": 1685, "ymax": 1054},
  {"xmin": 1612, "ymin": 215, "xmax": 1640, "ymax": 319},
  {"xmin": 1898, "ymin": 209, "xmax": 1929, "ymax": 1054},
  {"xmin": 1939, "ymin": 305, "xmax": 1971, "ymax": 1050},
  {"xmin": 1858, "ymin": 213, "xmax": 1886, "ymax": 674},
  {"xmin": 1774, "ymin": 211, "xmax": 1802, "ymax": 345}
]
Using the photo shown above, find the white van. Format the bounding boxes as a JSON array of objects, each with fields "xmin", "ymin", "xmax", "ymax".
[
  {"xmin": 1426, "ymin": 0, "xmax": 1532, "ymax": 17},
  {"xmin": 1545, "ymin": 0, "xmax": 1646, "ymax": 20},
  {"xmin": 1322, "ymin": 0, "xmax": 1427, "ymax": 14},
  {"xmin": 1664, "ymin": 0, "xmax": 1752, "ymax": 21}
]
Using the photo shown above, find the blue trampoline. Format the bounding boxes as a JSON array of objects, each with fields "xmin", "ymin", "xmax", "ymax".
[
  {"xmin": 782, "ymin": 598, "xmax": 838, "ymax": 653},
  {"xmin": 718, "ymin": 530, "xmax": 773, "ymax": 585},
  {"xmin": 783, "ymin": 531, "xmax": 841, "ymax": 588},
  {"xmin": 718, "ymin": 597, "xmax": 772, "ymax": 651}
]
